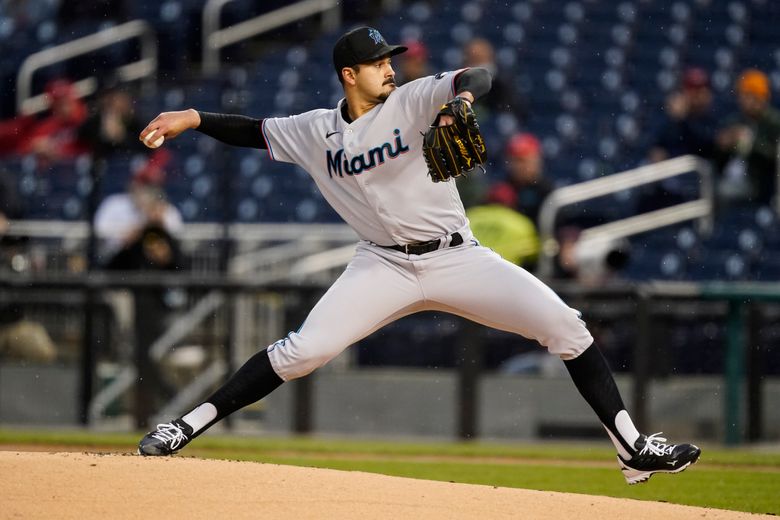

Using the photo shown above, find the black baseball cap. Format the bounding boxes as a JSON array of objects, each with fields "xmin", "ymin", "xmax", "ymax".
[{"xmin": 333, "ymin": 26, "xmax": 407, "ymax": 79}]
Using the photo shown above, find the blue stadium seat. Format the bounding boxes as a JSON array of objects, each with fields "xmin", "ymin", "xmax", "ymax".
[
  {"xmin": 624, "ymin": 248, "xmax": 687, "ymax": 281},
  {"xmin": 689, "ymin": 251, "xmax": 752, "ymax": 281},
  {"xmin": 2, "ymin": 0, "xmax": 778, "ymax": 270}
]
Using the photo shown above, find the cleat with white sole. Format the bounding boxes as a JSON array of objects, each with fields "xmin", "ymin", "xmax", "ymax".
[{"xmin": 617, "ymin": 432, "xmax": 701, "ymax": 485}]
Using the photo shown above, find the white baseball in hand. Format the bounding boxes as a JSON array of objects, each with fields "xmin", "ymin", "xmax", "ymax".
[{"xmin": 143, "ymin": 129, "xmax": 165, "ymax": 149}]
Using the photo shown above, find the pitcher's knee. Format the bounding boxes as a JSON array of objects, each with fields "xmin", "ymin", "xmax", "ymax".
[
  {"xmin": 538, "ymin": 308, "xmax": 593, "ymax": 360},
  {"xmin": 548, "ymin": 335, "xmax": 593, "ymax": 360},
  {"xmin": 266, "ymin": 335, "xmax": 343, "ymax": 381}
]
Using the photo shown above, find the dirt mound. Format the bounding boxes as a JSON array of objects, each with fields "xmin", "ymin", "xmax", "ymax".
[{"xmin": 0, "ymin": 452, "xmax": 769, "ymax": 519}]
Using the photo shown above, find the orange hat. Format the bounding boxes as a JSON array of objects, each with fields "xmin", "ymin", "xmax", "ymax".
[
  {"xmin": 505, "ymin": 133, "xmax": 541, "ymax": 158},
  {"xmin": 737, "ymin": 69, "xmax": 770, "ymax": 100}
]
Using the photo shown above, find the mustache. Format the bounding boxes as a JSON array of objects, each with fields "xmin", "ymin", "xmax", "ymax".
[{"xmin": 383, "ymin": 77, "xmax": 396, "ymax": 85}]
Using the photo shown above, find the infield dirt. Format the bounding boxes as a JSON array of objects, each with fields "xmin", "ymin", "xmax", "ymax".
[{"xmin": 0, "ymin": 451, "xmax": 772, "ymax": 519}]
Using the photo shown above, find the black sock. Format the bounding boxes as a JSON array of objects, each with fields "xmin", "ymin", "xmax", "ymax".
[
  {"xmin": 207, "ymin": 348, "xmax": 284, "ymax": 420},
  {"xmin": 564, "ymin": 343, "xmax": 636, "ymax": 455},
  {"xmin": 181, "ymin": 349, "xmax": 284, "ymax": 437}
]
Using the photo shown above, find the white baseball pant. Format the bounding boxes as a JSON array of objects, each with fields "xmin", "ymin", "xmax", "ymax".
[{"xmin": 267, "ymin": 238, "xmax": 593, "ymax": 381}]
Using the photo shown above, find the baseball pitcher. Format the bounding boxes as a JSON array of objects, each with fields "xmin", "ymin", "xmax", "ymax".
[{"xmin": 137, "ymin": 26, "xmax": 700, "ymax": 484}]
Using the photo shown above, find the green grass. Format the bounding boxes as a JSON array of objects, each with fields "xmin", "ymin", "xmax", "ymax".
[{"xmin": 1, "ymin": 428, "xmax": 778, "ymax": 515}]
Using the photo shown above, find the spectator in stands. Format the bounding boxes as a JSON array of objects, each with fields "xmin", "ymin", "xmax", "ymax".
[
  {"xmin": 0, "ymin": 112, "xmax": 34, "ymax": 157},
  {"xmin": 0, "ymin": 79, "xmax": 89, "ymax": 161},
  {"xmin": 466, "ymin": 184, "xmax": 539, "ymax": 268},
  {"xmin": 92, "ymin": 152, "xmax": 185, "ymax": 420},
  {"xmin": 648, "ymin": 67, "xmax": 717, "ymax": 163},
  {"xmin": 716, "ymin": 69, "xmax": 780, "ymax": 206},
  {"xmin": 553, "ymin": 226, "xmax": 582, "ymax": 280},
  {"xmin": 0, "ymin": 168, "xmax": 57, "ymax": 363},
  {"xmin": 462, "ymin": 37, "xmax": 527, "ymax": 123},
  {"xmin": 0, "ymin": 304, "xmax": 57, "ymax": 363},
  {"xmin": 552, "ymin": 226, "xmax": 631, "ymax": 285},
  {"xmin": 640, "ymin": 68, "xmax": 718, "ymax": 212},
  {"xmin": 488, "ymin": 132, "xmax": 553, "ymax": 225},
  {"xmin": 93, "ymin": 151, "xmax": 183, "ymax": 267},
  {"xmin": 396, "ymin": 40, "xmax": 432, "ymax": 84},
  {"xmin": 79, "ymin": 83, "xmax": 145, "ymax": 159}
]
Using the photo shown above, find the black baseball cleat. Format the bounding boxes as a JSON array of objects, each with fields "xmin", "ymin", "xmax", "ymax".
[
  {"xmin": 138, "ymin": 419, "xmax": 194, "ymax": 456},
  {"xmin": 618, "ymin": 432, "xmax": 701, "ymax": 484}
]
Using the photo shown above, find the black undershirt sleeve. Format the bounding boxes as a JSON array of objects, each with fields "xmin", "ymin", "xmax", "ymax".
[
  {"xmin": 195, "ymin": 111, "xmax": 267, "ymax": 149},
  {"xmin": 453, "ymin": 67, "xmax": 492, "ymax": 100}
]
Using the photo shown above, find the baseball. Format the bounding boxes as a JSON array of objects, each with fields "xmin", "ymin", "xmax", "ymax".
[{"xmin": 143, "ymin": 129, "xmax": 165, "ymax": 149}]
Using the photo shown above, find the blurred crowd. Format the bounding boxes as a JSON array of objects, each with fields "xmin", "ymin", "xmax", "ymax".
[
  {"xmin": 1, "ymin": 36, "xmax": 779, "ymax": 284},
  {"xmin": 0, "ymin": 77, "xmax": 185, "ymax": 364},
  {"xmin": 396, "ymin": 37, "xmax": 780, "ymax": 284},
  {"xmin": 1, "ymin": 25, "xmax": 779, "ymax": 365}
]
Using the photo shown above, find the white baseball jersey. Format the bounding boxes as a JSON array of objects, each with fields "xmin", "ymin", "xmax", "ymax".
[
  {"xmin": 261, "ymin": 70, "xmax": 468, "ymax": 245},
  {"xmin": 259, "ymin": 71, "xmax": 593, "ymax": 381}
]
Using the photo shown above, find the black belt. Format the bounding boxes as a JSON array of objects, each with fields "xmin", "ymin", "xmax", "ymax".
[{"xmin": 382, "ymin": 232, "xmax": 463, "ymax": 255}]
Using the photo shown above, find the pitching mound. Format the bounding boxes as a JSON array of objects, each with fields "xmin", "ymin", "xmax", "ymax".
[{"xmin": 0, "ymin": 451, "xmax": 768, "ymax": 519}]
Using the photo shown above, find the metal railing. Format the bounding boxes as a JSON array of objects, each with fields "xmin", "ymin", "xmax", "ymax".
[
  {"xmin": 16, "ymin": 20, "xmax": 157, "ymax": 115},
  {"xmin": 4, "ymin": 219, "xmax": 356, "ymax": 423},
  {"xmin": 6, "ymin": 220, "xmax": 355, "ymax": 243},
  {"xmin": 202, "ymin": 0, "xmax": 341, "ymax": 75},
  {"xmin": 88, "ymin": 290, "xmax": 229, "ymax": 424},
  {"xmin": 537, "ymin": 155, "xmax": 715, "ymax": 278},
  {"xmin": 5, "ymin": 220, "xmax": 356, "ymax": 277},
  {"xmin": 3, "ymin": 273, "xmax": 774, "ymax": 444}
]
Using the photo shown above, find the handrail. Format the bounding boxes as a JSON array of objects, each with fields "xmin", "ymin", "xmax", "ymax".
[
  {"xmin": 537, "ymin": 155, "xmax": 714, "ymax": 278},
  {"xmin": 17, "ymin": 20, "xmax": 157, "ymax": 115},
  {"xmin": 579, "ymin": 199, "xmax": 710, "ymax": 247},
  {"xmin": 202, "ymin": 0, "xmax": 341, "ymax": 75},
  {"xmin": 5, "ymin": 220, "xmax": 357, "ymax": 242},
  {"xmin": 7, "ymin": 273, "xmax": 771, "ymax": 442},
  {"xmin": 89, "ymin": 290, "xmax": 227, "ymax": 422}
]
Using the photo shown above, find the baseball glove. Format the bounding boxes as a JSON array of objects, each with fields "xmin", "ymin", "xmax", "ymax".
[{"xmin": 422, "ymin": 97, "xmax": 487, "ymax": 182}]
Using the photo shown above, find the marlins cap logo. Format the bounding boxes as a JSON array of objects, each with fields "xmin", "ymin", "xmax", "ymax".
[{"xmin": 368, "ymin": 28, "xmax": 384, "ymax": 45}]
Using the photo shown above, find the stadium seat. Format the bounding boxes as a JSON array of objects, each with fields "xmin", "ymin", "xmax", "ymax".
[{"xmin": 2, "ymin": 0, "xmax": 779, "ymax": 280}]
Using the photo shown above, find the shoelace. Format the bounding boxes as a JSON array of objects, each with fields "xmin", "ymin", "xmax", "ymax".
[
  {"xmin": 150, "ymin": 422, "xmax": 188, "ymax": 450},
  {"xmin": 639, "ymin": 432, "xmax": 676, "ymax": 456}
]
